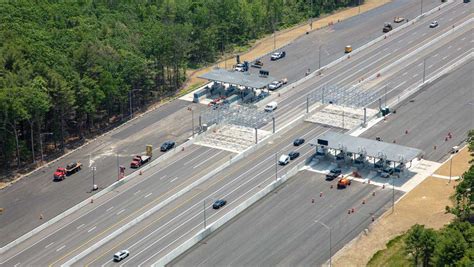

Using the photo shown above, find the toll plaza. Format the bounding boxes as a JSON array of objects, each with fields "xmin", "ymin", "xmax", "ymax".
[
  {"xmin": 193, "ymin": 68, "xmax": 276, "ymax": 105},
  {"xmin": 309, "ymin": 131, "xmax": 423, "ymax": 180}
]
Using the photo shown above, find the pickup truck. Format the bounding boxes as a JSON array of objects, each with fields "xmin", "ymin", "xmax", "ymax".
[
  {"xmin": 130, "ymin": 155, "xmax": 151, "ymax": 168},
  {"xmin": 326, "ymin": 168, "xmax": 342, "ymax": 181},
  {"xmin": 53, "ymin": 162, "xmax": 82, "ymax": 181},
  {"xmin": 251, "ymin": 59, "xmax": 263, "ymax": 68}
]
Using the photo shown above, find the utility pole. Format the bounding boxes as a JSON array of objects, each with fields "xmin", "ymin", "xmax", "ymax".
[
  {"xmin": 315, "ymin": 221, "xmax": 332, "ymax": 266},
  {"xmin": 358, "ymin": 0, "xmax": 361, "ymax": 15},
  {"xmin": 116, "ymin": 153, "xmax": 120, "ymax": 180},
  {"xmin": 92, "ymin": 166, "xmax": 97, "ymax": 191},
  {"xmin": 420, "ymin": 0, "xmax": 424, "ymax": 15}
]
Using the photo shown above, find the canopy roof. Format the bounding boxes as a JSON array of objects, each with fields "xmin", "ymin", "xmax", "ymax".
[{"xmin": 199, "ymin": 68, "xmax": 275, "ymax": 89}]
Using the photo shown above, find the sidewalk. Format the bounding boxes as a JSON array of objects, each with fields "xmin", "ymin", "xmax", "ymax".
[
  {"xmin": 333, "ymin": 146, "xmax": 472, "ymax": 266},
  {"xmin": 184, "ymin": 0, "xmax": 392, "ymax": 89}
]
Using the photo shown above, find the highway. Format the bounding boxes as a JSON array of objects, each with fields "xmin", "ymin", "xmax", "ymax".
[
  {"xmin": 171, "ymin": 56, "xmax": 473, "ymax": 267},
  {"xmin": 172, "ymin": 171, "xmax": 403, "ymax": 267},
  {"xmin": 0, "ymin": 0, "xmax": 445, "ymax": 246},
  {"xmin": 1, "ymin": 0, "xmax": 470, "ymax": 266}
]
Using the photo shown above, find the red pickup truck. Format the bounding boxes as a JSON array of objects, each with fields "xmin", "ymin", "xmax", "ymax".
[
  {"xmin": 130, "ymin": 155, "xmax": 151, "ymax": 168},
  {"xmin": 53, "ymin": 162, "xmax": 82, "ymax": 181}
]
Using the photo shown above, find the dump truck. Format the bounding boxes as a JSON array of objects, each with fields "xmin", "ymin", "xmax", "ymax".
[
  {"xmin": 337, "ymin": 177, "xmax": 351, "ymax": 189},
  {"xmin": 130, "ymin": 155, "xmax": 151, "ymax": 168},
  {"xmin": 53, "ymin": 162, "xmax": 82, "ymax": 181}
]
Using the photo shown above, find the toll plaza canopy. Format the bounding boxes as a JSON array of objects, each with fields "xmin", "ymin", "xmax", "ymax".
[
  {"xmin": 310, "ymin": 131, "xmax": 423, "ymax": 163},
  {"xmin": 199, "ymin": 68, "xmax": 275, "ymax": 89}
]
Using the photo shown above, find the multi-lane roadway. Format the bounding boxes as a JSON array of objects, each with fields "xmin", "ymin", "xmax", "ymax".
[{"xmin": 1, "ymin": 0, "xmax": 471, "ymax": 266}]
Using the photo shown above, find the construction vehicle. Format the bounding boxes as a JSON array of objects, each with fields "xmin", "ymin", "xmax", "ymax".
[
  {"xmin": 337, "ymin": 177, "xmax": 351, "ymax": 189},
  {"xmin": 53, "ymin": 162, "xmax": 82, "ymax": 181},
  {"xmin": 130, "ymin": 155, "xmax": 151, "ymax": 168}
]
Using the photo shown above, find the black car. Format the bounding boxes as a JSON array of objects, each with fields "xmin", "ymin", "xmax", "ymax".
[
  {"xmin": 293, "ymin": 138, "xmax": 305, "ymax": 146},
  {"xmin": 326, "ymin": 168, "xmax": 342, "ymax": 180},
  {"xmin": 212, "ymin": 199, "xmax": 227, "ymax": 209},
  {"xmin": 160, "ymin": 141, "xmax": 176, "ymax": 152},
  {"xmin": 288, "ymin": 151, "xmax": 300, "ymax": 160}
]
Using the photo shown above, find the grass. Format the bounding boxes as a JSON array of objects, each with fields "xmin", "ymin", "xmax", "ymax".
[{"xmin": 367, "ymin": 234, "xmax": 413, "ymax": 267}]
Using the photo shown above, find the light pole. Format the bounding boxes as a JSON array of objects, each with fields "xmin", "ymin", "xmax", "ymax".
[
  {"xmin": 188, "ymin": 107, "xmax": 195, "ymax": 138},
  {"xmin": 116, "ymin": 153, "xmax": 120, "ymax": 180},
  {"xmin": 203, "ymin": 197, "xmax": 214, "ymax": 229},
  {"xmin": 449, "ymin": 155, "xmax": 453, "ymax": 183},
  {"xmin": 422, "ymin": 58, "xmax": 427, "ymax": 83},
  {"xmin": 92, "ymin": 166, "xmax": 97, "ymax": 191},
  {"xmin": 358, "ymin": 0, "xmax": 361, "ymax": 15},
  {"xmin": 318, "ymin": 44, "xmax": 323, "ymax": 70},
  {"xmin": 39, "ymin": 132, "xmax": 53, "ymax": 163},
  {"xmin": 315, "ymin": 220, "xmax": 332, "ymax": 266},
  {"xmin": 420, "ymin": 0, "xmax": 424, "ymax": 15}
]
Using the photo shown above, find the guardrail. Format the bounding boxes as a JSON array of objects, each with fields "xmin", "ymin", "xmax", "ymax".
[{"xmin": 153, "ymin": 160, "xmax": 308, "ymax": 267}]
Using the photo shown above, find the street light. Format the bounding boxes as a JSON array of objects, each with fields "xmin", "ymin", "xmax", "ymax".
[
  {"xmin": 39, "ymin": 132, "xmax": 53, "ymax": 163},
  {"xmin": 91, "ymin": 166, "xmax": 98, "ymax": 191},
  {"xmin": 315, "ymin": 220, "xmax": 332, "ymax": 266},
  {"xmin": 188, "ymin": 107, "xmax": 195, "ymax": 138},
  {"xmin": 420, "ymin": 0, "xmax": 424, "ymax": 15}
]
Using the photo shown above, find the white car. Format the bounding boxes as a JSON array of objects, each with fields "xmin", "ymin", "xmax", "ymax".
[
  {"xmin": 279, "ymin": 154, "xmax": 290, "ymax": 165},
  {"xmin": 429, "ymin": 21, "xmax": 439, "ymax": 28},
  {"xmin": 113, "ymin": 250, "xmax": 130, "ymax": 262},
  {"xmin": 264, "ymin": 101, "xmax": 278, "ymax": 112},
  {"xmin": 234, "ymin": 63, "xmax": 245, "ymax": 72},
  {"xmin": 270, "ymin": 51, "xmax": 286, "ymax": 61},
  {"xmin": 268, "ymin": 80, "xmax": 283, "ymax": 90}
]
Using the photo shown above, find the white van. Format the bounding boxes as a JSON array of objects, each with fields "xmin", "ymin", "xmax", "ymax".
[
  {"xmin": 279, "ymin": 154, "xmax": 290, "ymax": 165},
  {"xmin": 264, "ymin": 101, "xmax": 278, "ymax": 112}
]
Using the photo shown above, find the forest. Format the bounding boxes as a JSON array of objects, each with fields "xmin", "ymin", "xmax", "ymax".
[{"xmin": 0, "ymin": 0, "xmax": 361, "ymax": 171}]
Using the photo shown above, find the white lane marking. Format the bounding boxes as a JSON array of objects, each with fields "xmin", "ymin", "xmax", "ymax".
[
  {"xmin": 408, "ymin": 40, "xmax": 414, "ymax": 44},
  {"xmin": 45, "ymin": 242, "xmax": 55, "ymax": 249},
  {"xmin": 119, "ymin": 127, "xmax": 328, "ymax": 265},
  {"xmin": 432, "ymin": 53, "xmax": 439, "ymax": 57},
  {"xmin": 383, "ymin": 48, "xmax": 388, "ymax": 52},
  {"xmin": 159, "ymin": 175, "xmax": 167, "ymax": 180},
  {"xmin": 14, "ymin": 263, "xmax": 20, "ymax": 267},
  {"xmin": 422, "ymin": 32, "xmax": 427, "ymax": 36},
  {"xmin": 457, "ymin": 47, "xmax": 462, "ymax": 51},
  {"xmin": 169, "ymin": 177, "xmax": 178, "ymax": 183},
  {"xmin": 402, "ymin": 72, "xmax": 407, "ymax": 76},
  {"xmin": 428, "ymin": 64, "xmax": 434, "ymax": 69},
  {"xmin": 116, "ymin": 209, "xmax": 125, "ymax": 215},
  {"xmin": 397, "ymin": 39, "xmax": 403, "ymax": 44},
  {"xmin": 413, "ymin": 74, "xmax": 418, "ymax": 78},
  {"xmin": 461, "ymin": 37, "xmax": 466, "ymax": 41},
  {"xmin": 144, "ymin": 193, "xmax": 152, "ymax": 198},
  {"xmin": 412, "ymin": 31, "xmax": 417, "ymax": 35},
  {"xmin": 106, "ymin": 206, "xmax": 114, "ymax": 212},
  {"xmin": 77, "ymin": 224, "xmax": 85, "ymax": 230},
  {"xmin": 87, "ymin": 226, "xmax": 96, "ymax": 233},
  {"xmin": 56, "ymin": 245, "xmax": 66, "ymax": 252},
  {"xmin": 137, "ymin": 143, "xmax": 321, "ymax": 265},
  {"xmin": 448, "ymin": 45, "xmax": 452, "ymax": 49},
  {"xmin": 134, "ymin": 190, "xmax": 141, "ymax": 195},
  {"xmin": 193, "ymin": 151, "xmax": 225, "ymax": 169},
  {"xmin": 449, "ymin": 18, "xmax": 454, "ymax": 21},
  {"xmin": 417, "ymin": 62, "xmax": 423, "ymax": 67},
  {"xmin": 442, "ymin": 56, "xmax": 448, "ymax": 60}
]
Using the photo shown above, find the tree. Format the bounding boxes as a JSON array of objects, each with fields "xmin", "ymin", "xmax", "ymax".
[
  {"xmin": 405, "ymin": 224, "xmax": 438, "ymax": 266},
  {"xmin": 432, "ymin": 226, "xmax": 469, "ymax": 266}
]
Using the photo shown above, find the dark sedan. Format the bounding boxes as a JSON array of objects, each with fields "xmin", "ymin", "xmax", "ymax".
[
  {"xmin": 160, "ymin": 141, "xmax": 176, "ymax": 152},
  {"xmin": 212, "ymin": 199, "xmax": 227, "ymax": 209},
  {"xmin": 293, "ymin": 138, "xmax": 305, "ymax": 146},
  {"xmin": 288, "ymin": 151, "xmax": 300, "ymax": 160}
]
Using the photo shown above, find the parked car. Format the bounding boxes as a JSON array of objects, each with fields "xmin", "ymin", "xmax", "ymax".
[
  {"xmin": 271, "ymin": 51, "xmax": 286, "ymax": 61},
  {"xmin": 212, "ymin": 199, "xmax": 227, "ymax": 209},
  {"xmin": 326, "ymin": 168, "xmax": 342, "ymax": 181},
  {"xmin": 279, "ymin": 154, "xmax": 290, "ymax": 165},
  {"xmin": 429, "ymin": 21, "xmax": 439, "ymax": 28},
  {"xmin": 383, "ymin": 23, "xmax": 393, "ymax": 32},
  {"xmin": 268, "ymin": 80, "xmax": 283, "ymax": 90},
  {"xmin": 160, "ymin": 141, "xmax": 176, "ymax": 152},
  {"xmin": 293, "ymin": 138, "xmax": 305, "ymax": 146},
  {"xmin": 113, "ymin": 250, "xmax": 130, "ymax": 262},
  {"xmin": 251, "ymin": 59, "xmax": 264, "ymax": 68},
  {"xmin": 288, "ymin": 151, "xmax": 300, "ymax": 160},
  {"xmin": 393, "ymin": 16, "xmax": 405, "ymax": 23},
  {"xmin": 381, "ymin": 167, "xmax": 394, "ymax": 178}
]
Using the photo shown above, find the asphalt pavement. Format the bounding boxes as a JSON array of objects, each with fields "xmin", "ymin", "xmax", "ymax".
[
  {"xmin": 171, "ymin": 171, "xmax": 403, "ymax": 267},
  {"xmin": 1, "ymin": 0, "xmax": 470, "ymax": 265},
  {"xmin": 362, "ymin": 60, "xmax": 474, "ymax": 162},
  {"xmin": 0, "ymin": 0, "xmax": 446, "ymax": 247}
]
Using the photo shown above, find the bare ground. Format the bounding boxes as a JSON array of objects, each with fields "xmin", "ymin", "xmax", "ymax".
[{"xmin": 333, "ymin": 147, "xmax": 472, "ymax": 266}]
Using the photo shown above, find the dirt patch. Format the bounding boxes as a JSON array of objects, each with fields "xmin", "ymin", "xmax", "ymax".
[
  {"xmin": 333, "ymin": 146, "xmax": 472, "ymax": 267},
  {"xmin": 184, "ymin": 0, "xmax": 392, "ymax": 88},
  {"xmin": 435, "ymin": 148, "xmax": 472, "ymax": 177}
]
